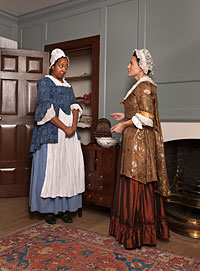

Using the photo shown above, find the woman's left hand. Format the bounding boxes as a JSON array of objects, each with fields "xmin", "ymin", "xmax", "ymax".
[
  {"xmin": 110, "ymin": 113, "xmax": 124, "ymax": 121},
  {"xmin": 110, "ymin": 123, "xmax": 124, "ymax": 133},
  {"xmin": 64, "ymin": 126, "xmax": 76, "ymax": 138}
]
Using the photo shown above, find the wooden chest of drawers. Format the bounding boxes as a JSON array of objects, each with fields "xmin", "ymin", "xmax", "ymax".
[{"xmin": 81, "ymin": 144, "xmax": 119, "ymax": 208}]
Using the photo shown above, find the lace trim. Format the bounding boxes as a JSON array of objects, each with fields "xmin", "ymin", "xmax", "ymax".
[
  {"xmin": 132, "ymin": 116, "xmax": 142, "ymax": 129},
  {"xmin": 132, "ymin": 113, "xmax": 153, "ymax": 130},
  {"xmin": 136, "ymin": 113, "xmax": 153, "ymax": 127},
  {"xmin": 122, "ymin": 76, "xmax": 157, "ymax": 101},
  {"xmin": 134, "ymin": 49, "xmax": 154, "ymax": 75},
  {"xmin": 45, "ymin": 75, "xmax": 71, "ymax": 87},
  {"xmin": 70, "ymin": 104, "xmax": 82, "ymax": 120},
  {"xmin": 37, "ymin": 104, "xmax": 55, "ymax": 125}
]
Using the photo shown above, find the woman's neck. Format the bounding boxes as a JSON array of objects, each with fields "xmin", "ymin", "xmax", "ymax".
[
  {"xmin": 52, "ymin": 74, "xmax": 64, "ymax": 83},
  {"xmin": 134, "ymin": 72, "xmax": 147, "ymax": 82}
]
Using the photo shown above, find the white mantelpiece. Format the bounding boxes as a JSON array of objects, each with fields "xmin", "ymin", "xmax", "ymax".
[{"xmin": 161, "ymin": 122, "xmax": 200, "ymax": 142}]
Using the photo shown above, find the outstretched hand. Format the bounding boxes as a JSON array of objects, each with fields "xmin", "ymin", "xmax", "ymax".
[
  {"xmin": 110, "ymin": 122, "xmax": 124, "ymax": 134},
  {"xmin": 110, "ymin": 113, "xmax": 125, "ymax": 121}
]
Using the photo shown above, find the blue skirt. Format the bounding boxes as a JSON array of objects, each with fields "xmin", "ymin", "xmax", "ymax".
[{"xmin": 29, "ymin": 144, "xmax": 82, "ymax": 214}]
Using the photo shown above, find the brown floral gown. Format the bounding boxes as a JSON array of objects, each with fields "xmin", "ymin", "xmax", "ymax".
[{"xmin": 109, "ymin": 78, "xmax": 170, "ymax": 249}]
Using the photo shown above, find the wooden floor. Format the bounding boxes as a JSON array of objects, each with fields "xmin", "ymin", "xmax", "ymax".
[{"xmin": 0, "ymin": 196, "xmax": 200, "ymax": 258}]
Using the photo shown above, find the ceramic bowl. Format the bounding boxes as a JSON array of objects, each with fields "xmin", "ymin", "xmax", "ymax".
[{"xmin": 95, "ymin": 137, "xmax": 119, "ymax": 148}]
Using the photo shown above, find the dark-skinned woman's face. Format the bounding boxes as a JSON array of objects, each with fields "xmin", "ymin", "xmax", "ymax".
[{"xmin": 51, "ymin": 57, "xmax": 68, "ymax": 80}]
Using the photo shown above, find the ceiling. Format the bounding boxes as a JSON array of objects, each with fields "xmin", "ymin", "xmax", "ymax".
[{"xmin": 1, "ymin": 0, "xmax": 70, "ymax": 16}]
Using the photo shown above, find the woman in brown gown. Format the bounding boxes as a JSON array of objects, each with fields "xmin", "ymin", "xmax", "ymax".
[{"xmin": 109, "ymin": 49, "xmax": 170, "ymax": 249}]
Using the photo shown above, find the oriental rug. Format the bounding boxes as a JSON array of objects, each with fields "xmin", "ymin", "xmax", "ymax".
[{"xmin": 0, "ymin": 222, "xmax": 199, "ymax": 270}]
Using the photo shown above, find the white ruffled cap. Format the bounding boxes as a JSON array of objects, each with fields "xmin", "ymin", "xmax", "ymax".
[
  {"xmin": 49, "ymin": 48, "xmax": 69, "ymax": 68},
  {"xmin": 133, "ymin": 49, "xmax": 154, "ymax": 74}
]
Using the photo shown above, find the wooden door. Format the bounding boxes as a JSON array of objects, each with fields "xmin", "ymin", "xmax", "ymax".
[{"xmin": 0, "ymin": 48, "xmax": 49, "ymax": 197}]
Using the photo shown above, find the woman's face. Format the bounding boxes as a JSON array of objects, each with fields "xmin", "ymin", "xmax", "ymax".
[
  {"xmin": 127, "ymin": 56, "xmax": 142, "ymax": 78},
  {"xmin": 51, "ymin": 57, "xmax": 68, "ymax": 81}
]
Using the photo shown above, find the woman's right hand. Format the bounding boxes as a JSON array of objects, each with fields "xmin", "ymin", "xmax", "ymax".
[
  {"xmin": 110, "ymin": 113, "xmax": 125, "ymax": 121},
  {"xmin": 110, "ymin": 122, "xmax": 125, "ymax": 133}
]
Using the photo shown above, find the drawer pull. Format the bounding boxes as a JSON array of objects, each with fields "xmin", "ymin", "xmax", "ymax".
[
  {"xmin": 98, "ymin": 197, "xmax": 103, "ymax": 202},
  {"xmin": 87, "ymin": 183, "xmax": 92, "ymax": 188},
  {"xmin": 95, "ymin": 158, "xmax": 98, "ymax": 164},
  {"xmin": 88, "ymin": 173, "xmax": 92, "ymax": 178},
  {"xmin": 98, "ymin": 185, "xmax": 103, "ymax": 190},
  {"xmin": 87, "ymin": 194, "xmax": 91, "ymax": 200},
  {"xmin": 98, "ymin": 175, "xmax": 103, "ymax": 181}
]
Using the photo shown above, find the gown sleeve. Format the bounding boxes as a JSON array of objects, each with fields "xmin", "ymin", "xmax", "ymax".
[
  {"xmin": 37, "ymin": 104, "xmax": 56, "ymax": 125},
  {"xmin": 132, "ymin": 82, "xmax": 154, "ymax": 129},
  {"xmin": 34, "ymin": 78, "xmax": 56, "ymax": 122},
  {"xmin": 70, "ymin": 86, "xmax": 83, "ymax": 119}
]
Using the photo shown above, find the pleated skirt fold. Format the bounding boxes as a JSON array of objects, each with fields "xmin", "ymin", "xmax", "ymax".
[{"xmin": 109, "ymin": 175, "xmax": 169, "ymax": 249}]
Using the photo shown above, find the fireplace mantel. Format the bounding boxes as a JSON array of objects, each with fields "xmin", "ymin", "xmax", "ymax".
[
  {"xmin": 162, "ymin": 123, "xmax": 200, "ymax": 239},
  {"xmin": 161, "ymin": 122, "xmax": 200, "ymax": 142}
]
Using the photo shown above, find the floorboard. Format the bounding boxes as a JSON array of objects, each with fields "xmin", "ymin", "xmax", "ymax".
[{"xmin": 0, "ymin": 197, "xmax": 199, "ymax": 258}]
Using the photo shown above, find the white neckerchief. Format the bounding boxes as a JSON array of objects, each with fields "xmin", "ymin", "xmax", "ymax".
[
  {"xmin": 45, "ymin": 75, "xmax": 71, "ymax": 87},
  {"xmin": 123, "ymin": 76, "xmax": 157, "ymax": 101}
]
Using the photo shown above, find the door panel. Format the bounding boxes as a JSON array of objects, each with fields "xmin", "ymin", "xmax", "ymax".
[
  {"xmin": 0, "ymin": 48, "xmax": 49, "ymax": 197},
  {"xmin": 1, "ymin": 80, "xmax": 18, "ymax": 114},
  {"xmin": 26, "ymin": 81, "xmax": 38, "ymax": 115},
  {"xmin": 0, "ymin": 124, "xmax": 17, "ymax": 160},
  {"xmin": 2, "ymin": 55, "xmax": 18, "ymax": 72}
]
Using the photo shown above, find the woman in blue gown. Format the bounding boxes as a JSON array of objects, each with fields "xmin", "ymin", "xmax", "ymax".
[{"xmin": 29, "ymin": 48, "xmax": 85, "ymax": 224}]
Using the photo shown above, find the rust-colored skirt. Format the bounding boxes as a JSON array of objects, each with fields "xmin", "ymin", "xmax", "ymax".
[{"xmin": 109, "ymin": 175, "xmax": 169, "ymax": 249}]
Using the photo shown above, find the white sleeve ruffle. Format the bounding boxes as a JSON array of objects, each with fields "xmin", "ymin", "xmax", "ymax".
[
  {"xmin": 71, "ymin": 103, "xmax": 83, "ymax": 120},
  {"xmin": 37, "ymin": 104, "xmax": 56, "ymax": 125},
  {"xmin": 132, "ymin": 115, "xmax": 143, "ymax": 129},
  {"xmin": 132, "ymin": 113, "xmax": 153, "ymax": 130}
]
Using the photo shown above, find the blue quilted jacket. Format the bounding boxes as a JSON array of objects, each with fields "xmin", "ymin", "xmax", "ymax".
[{"xmin": 30, "ymin": 77, "xmax": 80, "ymax": 155}]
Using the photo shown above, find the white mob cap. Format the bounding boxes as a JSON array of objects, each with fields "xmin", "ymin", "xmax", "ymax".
[
  {"xmin": 49, "ymin": 48, "xmax": 70, "ymax": 68},
  {"xmin": 133, "ymin": 48, "xmax": 154, "ymax": 74}
]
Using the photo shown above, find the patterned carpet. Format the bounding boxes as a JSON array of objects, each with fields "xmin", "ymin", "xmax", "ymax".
[{"xmin": 0, "ymin": 222, "xmax": 199, "ymax": 270}]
